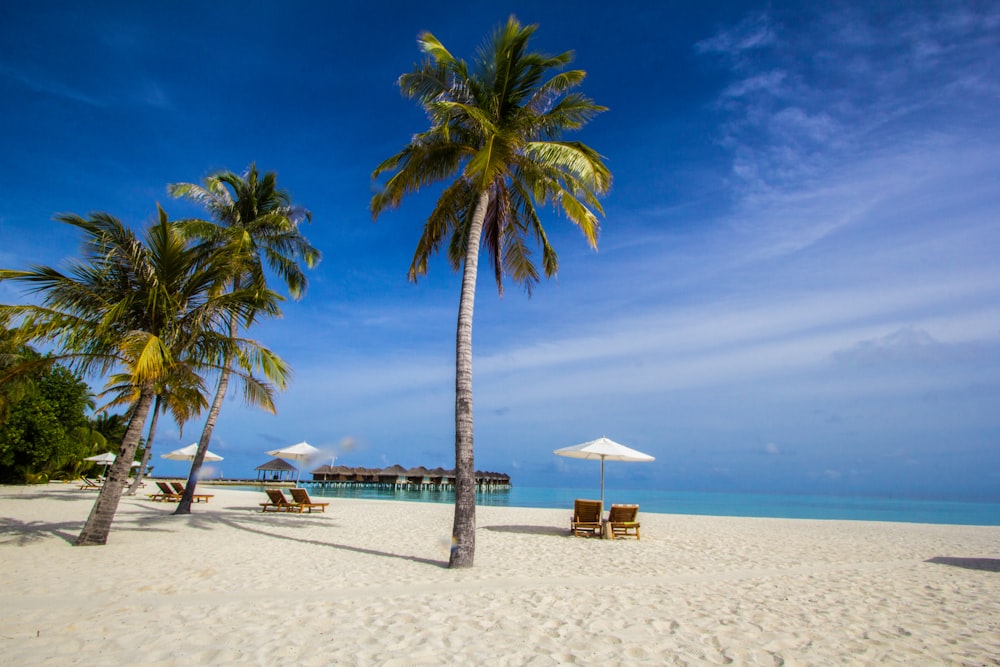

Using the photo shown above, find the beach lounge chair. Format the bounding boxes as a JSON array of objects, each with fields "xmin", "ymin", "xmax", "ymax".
[
  {"xmin": 169, "ymin": 481, "xmax": 214, "ymax": 503},
  {"xmin": 148, "ymin": 481, "xmax": 181, "ymax": 501},
  {"xmin": 605, "ymin": 504, "xmax": 641, "ymax": 540},
  {"xmin": 260, "ymin": 488, "xmax": 302, "ymax": 513},
  {"xmin": 570, "ymin": 499, "xmax": 603, "ymax": 537},
  {"xmin": 77, "ymin": 477, "xmax": 103, "ymax": 491},
  {"xmin": 290, "ymin": 487, "xmax": 329, "ymax": 513}
]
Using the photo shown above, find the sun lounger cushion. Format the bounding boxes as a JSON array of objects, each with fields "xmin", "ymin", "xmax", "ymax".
[{"xmin": 605, "ymin": 504, "xmax": 640, "ymax": 540}]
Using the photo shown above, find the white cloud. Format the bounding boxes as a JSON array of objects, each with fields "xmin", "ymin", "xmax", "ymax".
[{"xmin": 695, "ymin": 13, "xmax": 776, "ymax": 57}]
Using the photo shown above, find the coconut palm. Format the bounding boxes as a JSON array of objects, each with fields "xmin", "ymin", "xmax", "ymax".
[
  {"xmin": 371, "ymin": 17, "xmax": 611, "ymax": 567},
  {"xmin": 0, "ymin": 207, "xmax": 287, "ymax": 545},
  {"xmin": 168, "ymin": 164, "xmax": 319, "ymax": 514},
  {"xmin": 99, "ymin": 365, "xmax": 209, "ymax": 495}
]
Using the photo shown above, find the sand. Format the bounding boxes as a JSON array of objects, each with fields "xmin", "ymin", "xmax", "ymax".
[{"xmin": 0, "ymin": 483, "xmax": 998, "ymax": 666}]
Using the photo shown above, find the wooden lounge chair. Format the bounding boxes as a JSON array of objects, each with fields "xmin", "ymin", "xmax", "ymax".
[
  {"xmin": 260, "ymin": 488, "xmax": 302, "ymax": 513},
  {"xmin": 148, "ymin": 481, "xmax": 181, "ymax": 501},
  {"xmin": 169, "ymin": 481, "xmax": 214, "ymax": 503},
  {"xmin": 605, "ymin": 504, "xmax": 641, "ymax": 540},
  {"xmin": 77, "ymin": 477, "xmax": 103, "ymax": 491},
  {"xmin": 570, "ymin": 499, "xmax": 603, "ymax": 537},
  {"xmin": 289, "ymin": 488, "xmax": 329, "ymax": 513}
]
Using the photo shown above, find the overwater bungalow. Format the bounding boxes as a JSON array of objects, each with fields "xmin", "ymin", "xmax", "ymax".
[{"xmin": 306, "ymin": 464, "xmax": 510, "ymax": 492}]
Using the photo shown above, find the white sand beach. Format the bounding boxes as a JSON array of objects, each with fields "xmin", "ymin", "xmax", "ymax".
[{"xmin": 1, "ymin": 484, "xmax": 998, "ymax": 666}]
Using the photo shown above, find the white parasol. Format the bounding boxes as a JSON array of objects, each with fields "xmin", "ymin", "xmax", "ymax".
[
  {"xmin": 161, "ymin": 443, "xmax": 223, "ymax": 462},
  {"xmin": 553, "ymin": 436, "xmax": 654, "ymax": 507},
  {"xmin": 84, "ymin": 452, "xmax": 141, "ymax": 476},
  {"xmin": 265, "ymin": 441, "xmax": 320, "ymax": 483}
]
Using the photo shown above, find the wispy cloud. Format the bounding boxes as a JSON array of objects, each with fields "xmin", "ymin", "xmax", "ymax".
[
  {"xmin": 1, "ymin": 64, "xmax": 104, "ymax": 107},
  {"xmin": 695, "ymin": 13, "xmax": 776, "ymax": 58},
  {"xmin": 700, "ymin": 5, "xmax": 1000, "ymax": 200},
  {"xmin": 833, "ymin": 327, "xmax": 997, "ymax": 367}
]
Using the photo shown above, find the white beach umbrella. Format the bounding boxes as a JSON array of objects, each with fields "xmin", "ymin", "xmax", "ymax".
[
  {"xmin": 84, "ymin": 451, "xmax": 117, "ymax": 476},
  {"xmin": 265, "ymin": 441, "xmax": 321, "ymax": 483},
  {"xmin": 553, "ymin": 437, "xmax": 655, "ymax": 507},
  {"xmin": 83, "ymin": 452, "xmax": 141, "ymax": 476},
  {"xmin": 161, "ymin": 443, "xmax": 223, "ymax": 462}
]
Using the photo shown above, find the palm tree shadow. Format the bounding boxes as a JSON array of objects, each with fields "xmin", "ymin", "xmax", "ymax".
[
  {"xmin": 114, "ymin": 507, "xmax": 448, "ymax": 568},
  {"xmin": 925, "ymin": 556, "xmax": 1000, "ymax": 572},
  {"xmin": 1, "ymin": 499, "xmax": 448, "ymax": 567},
  {"xmin": 484, "ymin": 524, "xmax": 568, "ymax": 537},
  {"xmin": 0, "ymin": 517, "xmax": 82, "ymax": 545},
  {"xmin": 213, "ymin": 514, "xmax": 449, "ymax": 568},
  {"xmin": 4, "ymin": 491, "xmax": 99, "ymax": 503}
]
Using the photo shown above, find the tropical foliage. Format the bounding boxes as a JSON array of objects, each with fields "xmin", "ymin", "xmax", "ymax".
[
  {"xmin": 372, "ymin": 16, "xmax": 611, "ymax": 567},
  {"xmin": 0, "ymin": 345, "xmax": 93, "ymax": 483},
  {"xmin": 0, "ymin": 206, "xmax": 288, "ymax": 545}
]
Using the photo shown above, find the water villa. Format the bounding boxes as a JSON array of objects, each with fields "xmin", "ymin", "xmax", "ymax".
[{"xmin": 308, "ymin": 464, "xmax": 511, "ymax": 491}]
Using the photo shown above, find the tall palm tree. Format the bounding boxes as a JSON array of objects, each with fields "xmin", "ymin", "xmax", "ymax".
[
  {"xmin": 372, "ymin": 17, "xmax": 611, "ymax": 567},
  {"xmin": 168, "ymin": 164, "xmax": 319, "ymax": 514},
  {"xmin": 0, "ymin": 208, "xmax": 287, "ymax": 545}
]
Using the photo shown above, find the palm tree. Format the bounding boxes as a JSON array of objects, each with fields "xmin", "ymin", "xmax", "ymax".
[
  {"xmin": 0, "ymin": 207, "xmax": 287, "ymax": 544},
  {"xmin": 99, "ymin": 365, "xmax": 209, "ymax": 495},
  {"xmin": 371, "ymin": 17, "xmax": 611, "ymax": 567},
  {"xmin": 168, "ymin": 164, "xmax": 319, "ymax": 514}
]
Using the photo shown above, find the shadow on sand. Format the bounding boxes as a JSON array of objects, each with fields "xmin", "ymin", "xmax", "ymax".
[
  {"xmin": 0, "ymin": 517, "xmax": 83, "ymax": 546},
  {"xmin": 483, "ymin": 524, "xmax": 568, "ymax": 537},
  {"xmin": 925, "ymin": 556, "xmax": 1000, "ymax": 572},
  {"xmin": 0, "ymin": 499, "xmax": 449, "ymax": 568}
]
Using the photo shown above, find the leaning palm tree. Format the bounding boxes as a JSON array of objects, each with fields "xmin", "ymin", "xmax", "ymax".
[
  {"xmin": 0, "ymin": 208, "xmax": 288, "ymax": 545},
  {"xmin": 371, "ymin": 16, "xmax": 611, "ymax": 567},
  {"xmin": 168, "ymin": 164, "xmax": 319, "ymax": 514},
  {"xmin": 99, "ymin": 365, "xmax": 209, "ymax": 495}
]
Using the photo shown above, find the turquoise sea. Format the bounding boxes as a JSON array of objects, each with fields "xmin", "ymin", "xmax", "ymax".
[{"xmin": 287, "ymin": 482, "xmax": 1000, "ymax": 527}]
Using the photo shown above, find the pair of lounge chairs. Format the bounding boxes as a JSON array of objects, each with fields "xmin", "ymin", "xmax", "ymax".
[
  {"xmin": 148, "ymin": 481, "xmax": 213, "ymax": 503},
  {"xmin": 570, "ymin": 499, "xmax": 641, "ymax": 540},
  {"xmin": 260, "ymin": 488, "xmax": 329, "ymax": 513}
]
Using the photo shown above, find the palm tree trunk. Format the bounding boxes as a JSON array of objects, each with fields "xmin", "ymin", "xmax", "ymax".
[
  {"xmin": 174, "ymin": 316, "xmax": 235, "ymax": 515},
  {"xmin": 126, "ymin": 395, "xmax": 161, "ymax": 496},
  {"xmin": 75, "ymin": 387, "xmax": 156, "ymax": 546},
  {"xmin": 449, "ymin": 190, "xmax": 490, "ymax": 568}
]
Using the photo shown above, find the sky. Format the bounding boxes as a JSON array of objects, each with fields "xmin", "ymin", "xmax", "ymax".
[{"xmin": 1, "ymin": 1, "xmax": 998, "ymax": 500}]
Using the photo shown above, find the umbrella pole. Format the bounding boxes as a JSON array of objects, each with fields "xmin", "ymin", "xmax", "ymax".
[{"xmin": 600, "ymin": 456, "xmax": 605, "ymax": 508}]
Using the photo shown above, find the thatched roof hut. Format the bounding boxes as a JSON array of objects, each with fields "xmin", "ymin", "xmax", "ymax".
[{"xmin": 256, "ymin": 457, "xmax": 297, "ymax": 481}]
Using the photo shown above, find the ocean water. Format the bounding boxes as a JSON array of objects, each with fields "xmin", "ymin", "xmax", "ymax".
[{"xmin": 285, "ymin": 482, "xmax": 1000, "ymax": 527}]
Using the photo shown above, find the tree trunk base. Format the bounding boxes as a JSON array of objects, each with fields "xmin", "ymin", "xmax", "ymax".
[{"xmin": 448, "ymin": 548, "xmax": 474, "ymax": 568}]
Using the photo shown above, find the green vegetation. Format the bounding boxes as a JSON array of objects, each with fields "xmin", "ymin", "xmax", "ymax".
[
  {"xmin": 0, "ymin": 204, "xmax": 291, "ymax": 545},
  {"xmin": 0, "ymin": 345, "xmax": 93, "ymax": 483},
  {"xmin": 372, "ymin": 17, "xmax": 611, "ymax": 567}
]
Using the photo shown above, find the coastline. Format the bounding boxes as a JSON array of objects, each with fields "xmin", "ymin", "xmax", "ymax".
[
  {"xmin": 227, "ymin": 480, "xmax": 1000, "ymax": 527},
  {"xmin": 2, "ymin": 483, "xmax": 999, "ymax": 665}
]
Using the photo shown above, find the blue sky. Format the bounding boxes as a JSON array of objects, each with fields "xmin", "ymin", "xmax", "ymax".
[{"xmin": 2, "ymin": 2, "xmax": 998, "ymax": 500}]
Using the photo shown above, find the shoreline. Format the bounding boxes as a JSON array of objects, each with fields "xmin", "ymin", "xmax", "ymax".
[
  {"xmin": 178, "ymin": 479, "xmax": 1000, "ymax": 527},
  {"xmin": 2, "ymin": 484, "xmax": 998, "ymax": 665}
]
